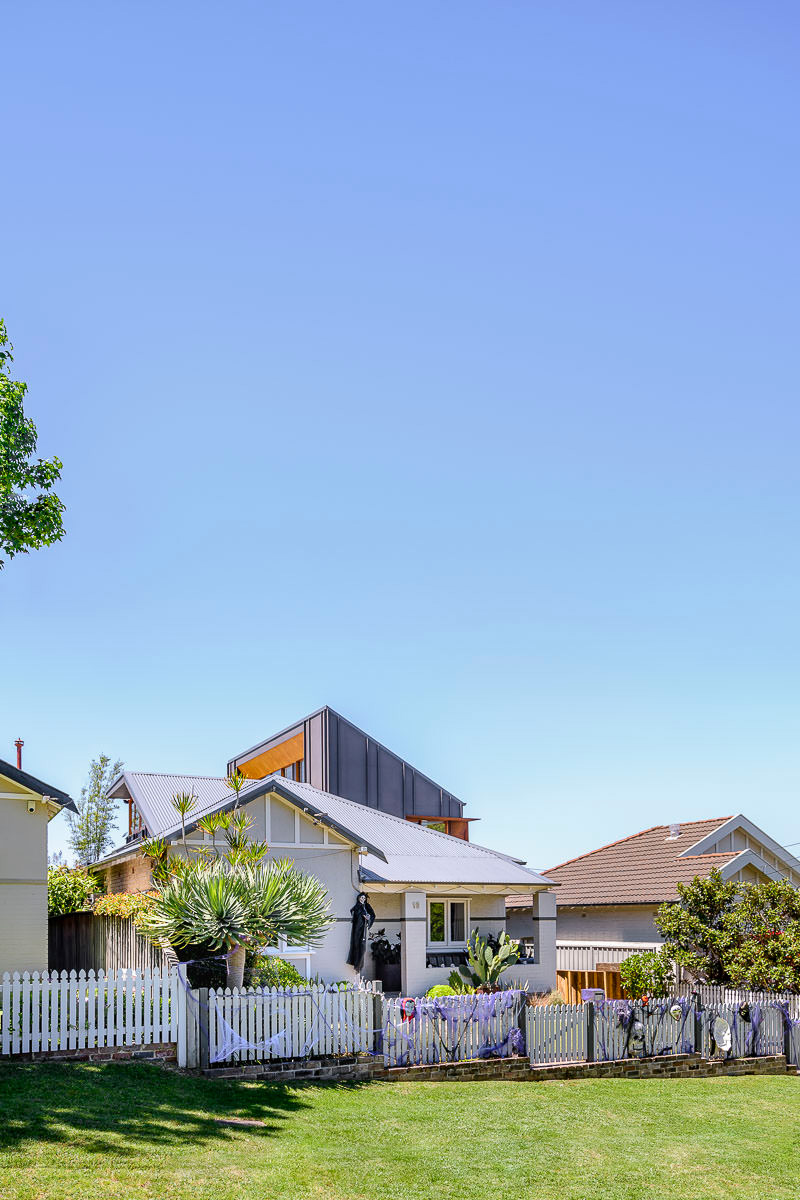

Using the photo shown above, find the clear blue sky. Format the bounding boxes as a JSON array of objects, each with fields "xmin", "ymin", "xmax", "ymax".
[{"xmin": 2, "ymin": 1, "xmax": 798, "ymax": 869}]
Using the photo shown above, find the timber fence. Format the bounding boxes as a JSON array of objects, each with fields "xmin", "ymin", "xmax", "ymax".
[{"xmin": 2, "ymin": 970, "xmax": 798, "ymax": 1072}]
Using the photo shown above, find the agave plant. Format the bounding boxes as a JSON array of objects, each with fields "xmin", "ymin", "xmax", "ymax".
[
  {"xmin": 139, "ymin": 858, "xmax": 332, "ymax": 988},
  {"xmin": 449, "ymin": 929, "xmax": 522, "ymax": 992}
]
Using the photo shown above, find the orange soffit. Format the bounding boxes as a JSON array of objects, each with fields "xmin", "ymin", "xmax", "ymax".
[{"xmin": 239, "ymin": 732, "xmax": 305, "ymax": 779}]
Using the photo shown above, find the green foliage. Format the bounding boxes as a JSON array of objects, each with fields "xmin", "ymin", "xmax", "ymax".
[
  {"xmin": 139, "ymin": 857, "xmax": 332, "ymax": 955},
  {"xmin": 457, "ymin": 929, "xmax": 521, "ymax": 989},
  {"xmin": 0, "ymin": 319, "xmax": 65, "ymax": 567},
  {"xmin": 724, "ymin": 879, "xmax": 800, "ymax": 992},
  {"xmin": 47, "ymin": 866, "xmax": 101, "ymax": 916},
  {"xmin": 141, "ymin": 837, "xmax": 171, "ymax": 884},
  {"xmin": 245, "ymin": 953, "xmax": 307, "ymax": 988},
  {"xmin": 226, "ymin": 768, "xmax": 247, "ymax": 808},
  {"xmin": 171, "ymin": 792, "xmax": 196, "ymax": 851},
  {"xmin": 655, "ymin": 870, "xmax": 740, "ymax": 984},
  {"xmin": 619, "ymin": 948, "xmax": 674, "ymax": 999},
  {"xmin": 657, "ymin": 870, "xmax": 800, "ymax": 992},
  {"xmin": 447, "ymin": 970, "xmax": 472, "ymax": 993},
  {"xmin": 68, "ymin": 754, "xmax": 124, "ymax": 866},
  {"xmin": 93, "ymin": 891, "xmax": 157, "ymax": 926},
  {"xmin": 426, "ymin": 984, "xmax": 456, "ymax": 997}
]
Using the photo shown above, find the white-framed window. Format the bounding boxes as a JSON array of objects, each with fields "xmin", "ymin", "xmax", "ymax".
[{"xmin": 427, "ymin": 898, "xmax": 469, "ymax": 947}]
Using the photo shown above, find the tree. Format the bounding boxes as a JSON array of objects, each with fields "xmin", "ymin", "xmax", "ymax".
[
  {"xmin": 656, "ymin": 870, "xmax": 800, "ymax": 993},
  {"xmin": 68, "ymin": 754, "xmax": 124, "ymax": 865},
  {"xmin": 655, "ymin": 870, "xmax": 740, "ymax": 984},
  {"xmin": 725, "ymin": 879, "xmax": 800, "ymax": 992},
  {"xmin": 0, "ymin": 320, "xmax": 65, "ymax": 568}
]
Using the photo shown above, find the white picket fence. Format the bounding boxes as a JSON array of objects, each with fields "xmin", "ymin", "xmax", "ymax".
[
  {"xmin": 0, "ymin": 969, "xmax": 179, "ymax": 1057},
  {"xmin": 205, "ymin": 984, "xmax": 377, "ymax": 1064}
]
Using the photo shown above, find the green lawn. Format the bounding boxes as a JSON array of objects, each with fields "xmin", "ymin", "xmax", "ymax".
[{"xmin": 0, "ymin": 1063, "xmax": 798, "ymax": 1200}]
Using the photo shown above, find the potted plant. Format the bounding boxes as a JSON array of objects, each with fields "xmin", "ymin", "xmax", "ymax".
[{"xmin": 370, "ymin": 928, "xmax": 402, "ymax": 992}]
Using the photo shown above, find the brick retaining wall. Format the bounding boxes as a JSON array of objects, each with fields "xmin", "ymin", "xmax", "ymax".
[
  {"xmin": 204, "ymin": 1051, "xmax": 794, "ymax": 1085},
  {"xmin": 1, "ymin": 1041, "xmax": 177, "ymax": 1066}
]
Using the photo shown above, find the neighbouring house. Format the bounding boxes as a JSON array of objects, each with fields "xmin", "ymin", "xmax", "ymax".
[
  {"xmin": 0, "ymin": 748, "xmax": 76, "ymax": 972},
  {"xmin": 93, "ymin": 772, "xmax": 556, "ymax": 995},
  {"xmin": 506, "ymin": 814, "xmax": 800, "ymax": 1002},
  {"xmin": 227, "ymin": 706, "xmax": 474, "ymax": 839}
]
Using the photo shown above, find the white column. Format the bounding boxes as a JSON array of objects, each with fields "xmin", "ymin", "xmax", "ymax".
[{"xmin": 401, "ymin": 890, "xmax": 427, "ymax": 996}]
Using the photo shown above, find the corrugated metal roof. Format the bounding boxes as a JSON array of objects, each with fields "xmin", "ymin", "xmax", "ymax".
[
  {"xmin": 252, "ymin": 778, "xmax": 551, "ymax": 886},
  {"xmin": 104, "ymin": 771, "xmax": 552, "ymax": 888}
]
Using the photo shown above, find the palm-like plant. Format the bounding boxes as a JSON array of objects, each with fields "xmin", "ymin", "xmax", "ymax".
[
  {"xmin": 140, "ymin": 859, "xmax": 332, "ymax": 988},
  {"xmin": 171, "ymin": 791, "xmax": 197, "ymax": 853},
  {"xmin": 225, "ymin": 768, "xmax": 247, "ymax": 810}
]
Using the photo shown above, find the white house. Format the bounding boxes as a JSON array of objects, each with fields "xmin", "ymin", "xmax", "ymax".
[
  {"xmin": 0, "ymin": 753, "xmax": 76, "ymax": 972},
  {"xmin": 93, "ymin": 772, "xmax": 557, "ymax": 994}
]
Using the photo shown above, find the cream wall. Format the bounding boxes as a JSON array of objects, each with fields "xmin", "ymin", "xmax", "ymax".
[
  {"xmin": 555, "ymin": 904, "xmax": 663, "ymax": 943},
  {"xmin": 0, "ymin": 788, "xmax": 51, "ymax": 972}
]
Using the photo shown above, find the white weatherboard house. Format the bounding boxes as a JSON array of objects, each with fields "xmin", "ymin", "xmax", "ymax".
[
  {"xmin": 0, "ymin": 756, "xmax": 76, "ymax": 973},
  {"xmin": 93, "ymin": 773, "xmax": 556, "ymax": 995}
]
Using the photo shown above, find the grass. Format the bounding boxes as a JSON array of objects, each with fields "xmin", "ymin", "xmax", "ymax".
[{"xmin": 0, "ymin": 1062, "xmax": 798, "ymax": 1200}]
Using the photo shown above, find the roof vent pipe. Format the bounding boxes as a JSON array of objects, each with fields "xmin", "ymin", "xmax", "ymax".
[
  {"xmin": 667, "ymin": 822, "xmax": 680, "ymax": 840},
  {"xmin": 14, "ymin": 738, "xmax": 23, "ymax": 769}
]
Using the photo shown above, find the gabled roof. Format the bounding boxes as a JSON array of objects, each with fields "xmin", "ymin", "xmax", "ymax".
[
  {"xmin": 514, "ymin": 817, "xmax": 736, "ymax": 906},
  {"xmin": 99, "ymin": 771, "xmax": 552, "ymax": 889},
  {"xmin": 0, "ymin": 758, "xmax": 76, "ymax": 813}
]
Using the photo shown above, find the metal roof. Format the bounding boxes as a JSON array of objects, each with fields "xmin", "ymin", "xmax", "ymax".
[{"xmin": 100, "ymin": 771, "xmax": 552, "ymax": 888}]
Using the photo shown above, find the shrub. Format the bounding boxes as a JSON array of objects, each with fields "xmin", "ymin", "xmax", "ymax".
[
  {"xmin": 426, "ymin": 984, "xmax": 457, "ymax": 997},
  {"xmin": 619, "ymin": 948, "xmax": 674, "ymax": 999},
  {"xmin": 245, "ymin": 953, "xmax": 308, "ymax": 988},
  {"xmin": 47, "ymin": 866, "xmax": 101, "ymax": 916},
  {"xmin": 93, "ymin": 891, "xmax": 158, "ymax": 927}
]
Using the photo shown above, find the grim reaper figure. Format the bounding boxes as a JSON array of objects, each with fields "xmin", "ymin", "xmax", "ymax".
[{"xmin": 346, "ymin": 892, "xmax": 376, "ymax": 972}]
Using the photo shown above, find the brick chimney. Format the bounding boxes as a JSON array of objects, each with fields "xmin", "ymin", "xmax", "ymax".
[{"xmin": 14, "ymin": 738, "xmax": 23, "ymax": 769}]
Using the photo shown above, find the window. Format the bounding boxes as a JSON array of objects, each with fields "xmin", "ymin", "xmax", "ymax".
[
  {"xmin": 128, "ymin": 801, "xmax": 143, "ymax": 837},
  {"xmin": 421, "ymin": 820, "xmax": 447, "ymax": 833},
  {"xmin": 427, "ymin": 899, "xmax": 469, "ymax": 947}
]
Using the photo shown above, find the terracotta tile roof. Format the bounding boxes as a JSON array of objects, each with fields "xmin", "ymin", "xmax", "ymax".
[{"xmin": 506, "ymin": 818, "xmax": 734, "ymax": 908}]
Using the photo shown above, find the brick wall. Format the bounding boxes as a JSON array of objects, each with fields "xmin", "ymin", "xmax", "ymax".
[
  {"xmin": 204, "ymin": 1052, "xmax": 793, "ymax": 1086},
  {"xmin": 4, "ymin": 1042, "xmax": 176, "ymax": 1066},
  {"xmin": 101, "ymin": 856, "xmax": 153, "ymax": 895}
]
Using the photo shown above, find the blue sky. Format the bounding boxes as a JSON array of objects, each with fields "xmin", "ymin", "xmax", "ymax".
[{"xmin": 2, "ymin": 1, "xmax": 798, "ymax": 869}]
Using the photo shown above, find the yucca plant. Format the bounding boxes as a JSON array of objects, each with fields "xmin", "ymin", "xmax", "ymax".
[{"xmin": 140, "ymin": 858, "xmax": 332, "ymax": 988}]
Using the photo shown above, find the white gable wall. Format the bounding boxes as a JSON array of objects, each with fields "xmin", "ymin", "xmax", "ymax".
[{"xmin": 0, "ymin": 788, "xmax": 51, "ymax": 972}]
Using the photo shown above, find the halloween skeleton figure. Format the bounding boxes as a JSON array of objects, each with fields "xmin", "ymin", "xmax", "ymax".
[{"xmin": 346, "ymin": 892, "xmax": 376, "ymax": 972}]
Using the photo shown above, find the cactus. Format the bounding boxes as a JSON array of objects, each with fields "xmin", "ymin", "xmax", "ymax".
[{"xmin": 456, "ymin": 929, "xmax": 522, "ymax": 989}]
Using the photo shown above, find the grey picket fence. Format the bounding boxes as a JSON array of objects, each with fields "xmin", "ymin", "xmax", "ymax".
[{"xmin": 526, "ymin": 994, "xmax": 800, "ymax": 1068}]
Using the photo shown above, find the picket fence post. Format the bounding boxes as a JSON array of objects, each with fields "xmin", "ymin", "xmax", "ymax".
[{"xmin": 585, "ymin": 1002, "xmax": 595, "ymax": 1062}]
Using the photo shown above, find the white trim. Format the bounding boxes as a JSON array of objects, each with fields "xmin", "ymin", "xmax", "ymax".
[
  {"xmin": 719, "ymin": 849, "xmax": 784, "ymax": 883},
  {"xmin": 427, "ymin": 898, "xmax": 470, "ymax": 949},
  {"xmin": 681, "ymin": 815, "xmax": 800, "ymax": 874}
]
